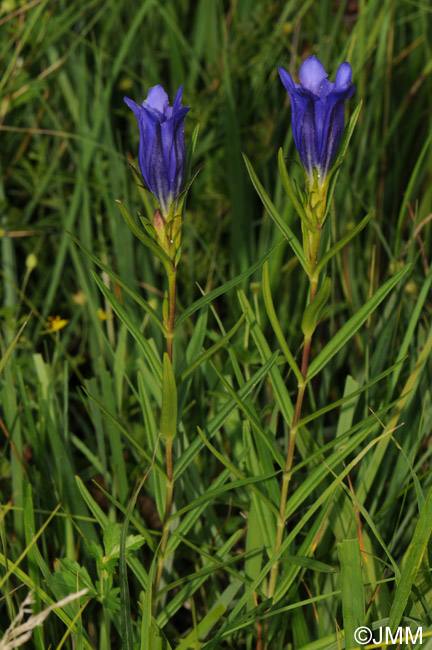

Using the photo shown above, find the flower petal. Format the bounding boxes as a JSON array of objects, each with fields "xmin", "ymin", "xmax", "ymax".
[
  {"xmin": 278, "ymin": 66, "xmax": 297, "ymax": 92},
  {"xmin": 299, "ymin": 56, "xmax": 328, "ymax": 94},
  {"xmin": 335, "ymin": 62, "xmax": 352, "ymax": 87},
  {"xmin": 146, "ymin": 85, "xmax": 169, "ymax": 114},
  {"xmin": 318, "ymin": 84, "xmax": 355, "ymax": 176},
  {"xmin": 124, "ymin": 96, "xmax": 141, "ymax": 120}
]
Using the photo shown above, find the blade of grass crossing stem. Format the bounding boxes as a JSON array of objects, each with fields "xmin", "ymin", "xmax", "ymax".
[
  {"xmin": 262, "ymin": 261, "xmax": 303, "ymax": 384},
  {"xmin": 238, "ymin": 289, "xmax": 320, "ymax": 461},
  {"xmin": 138, "ymin": 372, "xmax": 166, "ymax": 521},
  {"xmin": 274, "ymin": 497, "xmax": 332, "ymax": 602},
  {"xmin": 177, "ymin": 307, "xmax": 208, "ymax": 416},
  {"xmin": 313, "ymin": 211, "xmax": 373, "ymax": 278},
  {"xmin": 296, "ymin": 362, "xmax": 402, "ymax": 429},
  {"xmin": 242, "ymin": 153, "xmax": 307, "ymax": 272},
  {"xmin": 179, "ymin": 310, "xmax": 247, "ymax": 383},
  {"xmin": 338, "ymin": 539, "xmax": 365, "ymax": 650},
  {"xmin": 120, "ymin": 476, "xmax": 147, "ymax": 650},
  {"xmin": 91, "ymin": 270, "xmax": 162, "ymax": 381},
  {"xmin": 242, "ymin": 423, "xmax": 277, "ymax": 553},
  {"xmin": 388, "ymin": 484, "xmax": 432, "ymax": 631},
  {"xmin": 175, "ymin": 245, "xmax": 277, "ymax": 329},
  {"xmin": 307, "ymin": 265, "xmax": 410, "ymax": 379},
  {"xmin": 173, "ymin": 353, "xmax": 278, "ymax": 480}
]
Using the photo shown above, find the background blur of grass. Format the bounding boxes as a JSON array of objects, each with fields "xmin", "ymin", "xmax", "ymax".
[{"xmin": 0, "ymin": 0, "xmax": 431, "ymax": 648}]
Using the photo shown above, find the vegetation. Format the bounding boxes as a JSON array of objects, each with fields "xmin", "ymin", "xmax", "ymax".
[{"xmin": 1, "ymin": 0, "xmax": 431, "ymax": 648}]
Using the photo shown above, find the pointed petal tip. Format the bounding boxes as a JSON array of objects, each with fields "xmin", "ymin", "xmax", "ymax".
[
  {"xmin": 278, "ymin": 66, "xmax": 295, "ymax": 91},
  {"xmin": 335, "ymin": 62, "xmax": 353, "ymax": 86}
]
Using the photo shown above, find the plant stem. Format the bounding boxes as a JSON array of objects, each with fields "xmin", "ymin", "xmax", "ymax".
[
  {"xmin": 153, "ymin": 266, "xmax": 177, "ymax": 611},
  {"xmin": 166, "ymin": 267, "xmax": 177, "ymax": 362},
  {"xmin": 267, "ymin": 279, "xmax": 317, "ymax": 603}
]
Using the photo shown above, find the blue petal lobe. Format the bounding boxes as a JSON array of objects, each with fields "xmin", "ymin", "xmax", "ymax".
[
  {"xmin": 146, "ymin": 85, "xmax": 169, "ymax": 114},
  {"xmin": 299, "ymin": 56, "xmax": 328, "ymax": 93}
]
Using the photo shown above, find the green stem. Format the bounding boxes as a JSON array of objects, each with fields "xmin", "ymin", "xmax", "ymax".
[
  {"xmin": 153, "ymin": 266, "xmax": 177, "ymax": 611},
  {"xmin": 166, "ymin": 268, "xmax": 177, "ymax": 362},
  {"xmin": 266, "ymin": 251, "xmax": 319, "ymax": 612}
]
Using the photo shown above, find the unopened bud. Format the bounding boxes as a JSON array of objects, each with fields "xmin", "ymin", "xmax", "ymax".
[{"xmin": 26, "ymin": 253, "xmax": 37, "ymax": 270}]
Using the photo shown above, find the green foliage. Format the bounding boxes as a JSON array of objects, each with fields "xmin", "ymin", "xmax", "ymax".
[{"xmin": 1, "ymin": 0, "xmax": 432, "ymax": 649}]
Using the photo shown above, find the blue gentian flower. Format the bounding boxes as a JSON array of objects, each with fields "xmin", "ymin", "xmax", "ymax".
[
  {"xmin": 279, "ymin": 56, "xmax": 355, "ymax": 183},
  {"xmin": 124, "ymin": 85, "xmax": 190, "ymax": 216}
]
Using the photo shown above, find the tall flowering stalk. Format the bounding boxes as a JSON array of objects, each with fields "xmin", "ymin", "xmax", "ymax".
[
  {"xmin": 124, "ymin": 84, "xmax": 190, "ymax": 608},
  {"xmin": 267, "ymin": 56, "xmax": 355, "ymax": 605}
]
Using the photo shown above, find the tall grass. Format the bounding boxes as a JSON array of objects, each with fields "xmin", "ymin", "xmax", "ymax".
[{"xmin": 1, "ymin": 0, "xmax": 431, "ymax": 648}]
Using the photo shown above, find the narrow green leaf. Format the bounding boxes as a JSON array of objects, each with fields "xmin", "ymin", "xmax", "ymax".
[
  {"xmin": 338, "ymin": 539, "xmax": 365, "ymax": 650},
  {"xmin": 175, "ymin": 605, "xmax": 226, "ymax": 650},
  {"xmin": 307, "ymin": 265, "xmax": 410, "ymax": 379},
  {"xmin": 75, "ymin": 476, "xmax": 109, "ymax": 529},
  {"xmin": 277, "ymin": 148, "xmax": 314, "ymax": 229},
  {"xmin": 262, "ymin": 261, "xmax": 303, "ymax": 385},
  {"xmin": 179, "ymin": 309, "xmax": 247, "ymax": 383},
  {"xmin": 116, "ymin": 199, "xmax": 172, "ymax": 272},
  {"xmin": 120, "ymin": 476, "xmax": 147, "ymax": 650},
  {"xmin": 242, "ymin": 153, "xmax": 307, "ymax": 271},
  {"xmin": 301, "ymin": 276, "xmax": 331, "ymax": 337},
  {"xmin": 67, "ymin": 231, "xmax": 165, "ymax": 333},
  {"xmin": 91, "ymin": 270, "xmax": 162, "ymax": 382},
  {"xmin": 313, "ymin": 211, "xmax": 373, "ymax": 278},
  {"xmin": 297, "ymin": 360, "xmax": 404, "ymax": 428},
  {"xmin": 388, "ymin": 484, "xmax": 432, "ymax": 631},
  {"xmin": 175, "ymin": 245, "xmax": 277, "ymax": 329},
  {"xmin": 0, "ymin": 313, "xmax": 31, "ymax": 374},
  {"xmin": 160, "ymin": 353, "xmax": 178, "ymax": 441}
]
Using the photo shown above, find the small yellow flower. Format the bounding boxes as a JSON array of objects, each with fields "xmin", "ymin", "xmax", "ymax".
[
  {"xmin": 97, "ymin": 308, "xmax": 111, "ymax": 321},
  {"xmin": 41, "ymin": 315, "xmax": 69, "ymax": 335}
]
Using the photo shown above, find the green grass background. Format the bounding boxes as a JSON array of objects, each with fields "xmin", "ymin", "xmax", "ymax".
[{"xmin": 0, "ymin": 0, "xmax": 431, "ymax": 648}]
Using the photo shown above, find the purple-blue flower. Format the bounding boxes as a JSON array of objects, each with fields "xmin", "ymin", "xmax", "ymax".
[
  {"xmin": 279, "ymin": 56, "xmax": 355, "ymax": 182},
  {"xmin": 124, "ymin": 85, "xmax": 190, "ymax": 216}
]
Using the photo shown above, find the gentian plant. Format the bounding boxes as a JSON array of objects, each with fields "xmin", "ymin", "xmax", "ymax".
[
  {"xmin": 257, "ymin": 56, "xmax": 361, "ymax": 614},
  {"xmin": 123, "ymin": 84, "xmax": 192, "ymax": 612}
]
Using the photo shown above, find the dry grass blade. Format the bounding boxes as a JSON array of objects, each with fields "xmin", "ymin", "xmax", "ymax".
[{"xmin": 0, "ymin": 589, "xmax": 88, "ymax": 649}]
